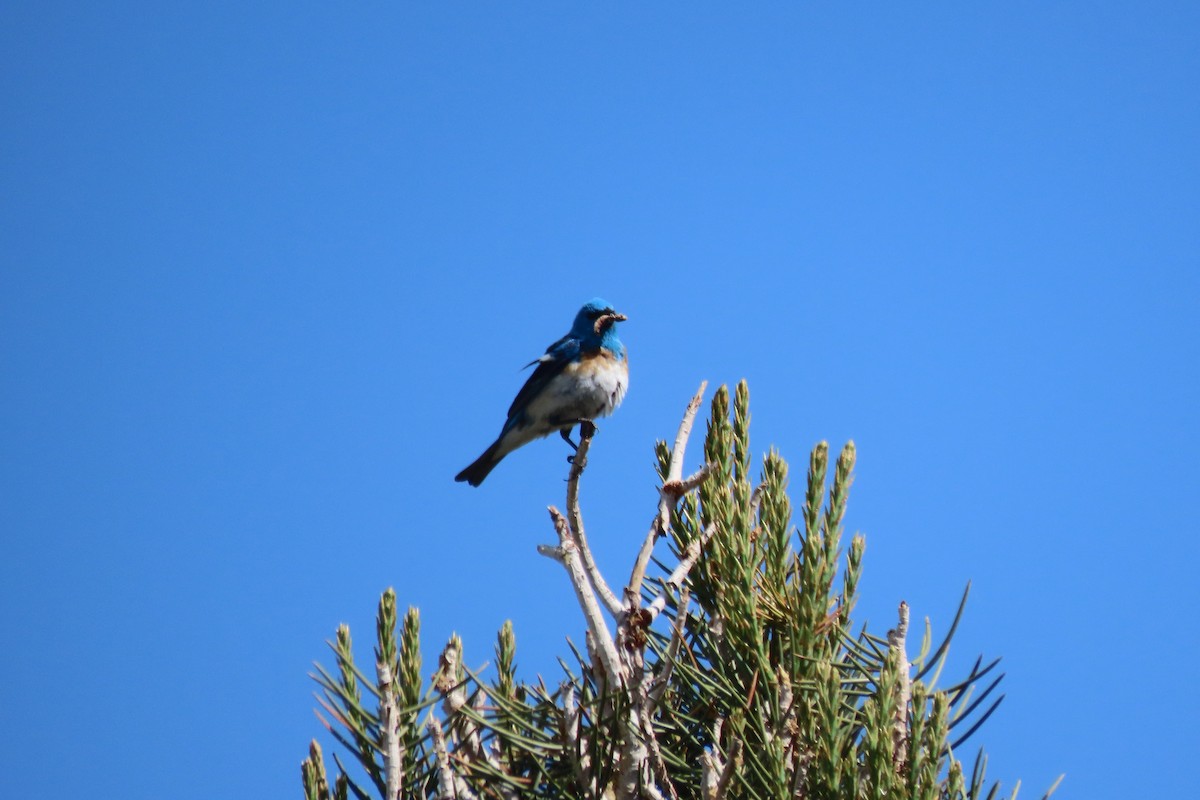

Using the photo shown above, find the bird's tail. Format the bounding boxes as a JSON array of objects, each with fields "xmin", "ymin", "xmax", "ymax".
[{"xmin": 455, "ymin": 438, "xmax": 506, "ymax": 487}]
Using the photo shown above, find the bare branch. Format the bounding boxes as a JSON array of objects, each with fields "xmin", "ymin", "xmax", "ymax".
[
  {"xmin": 428, "ymin": 716, "xmax": 478, "ymax": 800},
  {"xmin": 646, "ymin": 525, "xmax": 715, "ymax": 623},
  {"xmin": 669, "ymin": 381, "xmax": 708, "ymax": 485},
  {"xmin": 541, "ymin": 506, "xmax": 623, "ymax": 682},
  {"xmin": 701, "ymin": 717, "xmax": 742, "ymax": 800},
  {"xmin": 614, "ymin": 659, "xmax": 651, "ymax": 800},
  {"xmin": 626, "ymin": 521, "xmax": 665, "ymax": 609},
  {"xmin": 536, "ymin": 543, "xmax": 564, "ymax": 562},
  {"xmin": 560, "ymin": 684, "xmax": 596, "ymax": 797},
  {"xmin": 715, "ymin": 739, "xmax": 742, "ymax": 800},
  {"xmin": 889, "ymin": 600, "xmax": 911, "ymax": 774},
  {"xmin": 563, "ymin": 423, "xmax": 592, "ymax": 532},
  {"xmin": 433, "ymin": 641, "xmax": 506, "ymax": 787},
  {"xmin": 376, "ymin": 661, "xmax": 404, "ymax": 800},
  {"xmin": 647, "ymin": 586, "xmax": 689, "ymax": 712},
  {"xmin": 541, "ymin": 383, "xmax": 723, "ymax": 800},
  {"xmin": 471, "ymin": 689, "xmax": 506, "ymax": 772},
  {"xmin": 559, "ymin": 423, "xmax": 623, "ymax": 616},
  {"xmin": 792, "ymin": 749, "xmax": 809, "ymax": 800},
  {"xmin": 565, "ymin": 420, "xmax": 594, "ymax": 497},
  {"xmin": 628, "ymin": 382, "xmax": 710, "ymax": 603},
  {"xmin": 639, "ymin": 703, "xmax": 679, "ymax": 800},
  {"xmin": 661, "ymin": 462, "xmax": 717, "ymax": 500},
  {"xmin": 576, "ymin": 528, "xmax": 623, "ymax": 615},
  {"xmin": 438, "ymin": 643, "xmax": 467, "ymax": 715},
  {"xmin": 583, "ymin": 629, "xmax": 609, "ymax": 698}
]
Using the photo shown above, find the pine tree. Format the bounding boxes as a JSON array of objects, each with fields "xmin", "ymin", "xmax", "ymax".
[{"xmin": 302, "ymin": 382, "xmax": 1060, "ymax": 800}]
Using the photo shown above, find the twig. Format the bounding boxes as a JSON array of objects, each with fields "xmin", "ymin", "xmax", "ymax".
[
  {"xmin": 433, "ymin": 643, "xmax": 508, "ymax": 791},
  {"xmin": 617, "ymin": 385, "xmax": 712, "ymax": 799},
  {"xmin": 437, "ymin": 641, "xmax": 469, "ymax": 722},
  {"xmin": 472, "ymin": 689, "xmax": 509, "ymax": 776},
  {"xmin": 376, "ymin": 660, "xmax": 403, "ymax": 800},
  {"xmin": 646, "ymin": 525, "xmax": 715, "ymax": 623},
  {"xmin": 628, "ymin": 382, "xmax": 710, "ymax": 603},
  {"xmin": 541, "ymin": 383, "xmax": 722, "ymax": 800},
  {"xmin": 429, "ymin": 717, "xmax": 478, "ymax": 800},
  {"xmin": 583, "ymin": 629, "xmax": 608, "ymax": 697},
  {"xmin": 701, "ymin": 717, "xmax": 742, "ymax": 800},
  {"xmin": 640, "ymin": 701, "xmax": 680, "ymax": 800},
  {"xmin": 647, "ymin": 586, "xmax": 689, "ymax": 709},
  {"xmin": 560, "ymin": 684, "xmax": 595, "ymax": 797},
  {"xmin": 715, "ymin": 739, "xmax": 743, "ymax": 800},
  {"xmin": 668, "ymin": 381, "xmax": 707, "ymax": 485},
  {"xmin": 539, "ymin": 507, "xmax": 623, "ymax": 682},
  {"xmin": 889, "ymin": 601, "xmax": 911, "ymax": 773},
  {"xmin": 565, "ymin": 425, "xmax": 623, "ymax": 616},
  {"xmin": 660, "ymin": 462, "xmax": 717, "ymax": 500},
  {"xmin": 792, "ymin": 749, "xmax": 809, "ymax": 800},
  {"xmin": 614, "ymin": 659, "xmax": 651, "ymax": 799}
]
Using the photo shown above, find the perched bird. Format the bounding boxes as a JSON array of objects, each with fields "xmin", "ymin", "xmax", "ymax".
[{"xmin": 455, "ymin": 298, "xmax": 629, "ymax": 487}]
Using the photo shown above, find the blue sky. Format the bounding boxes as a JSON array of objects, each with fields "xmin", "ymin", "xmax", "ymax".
[{"xmin": 2, "ymin": 2, "xmax": 1197, "ymax": 797}]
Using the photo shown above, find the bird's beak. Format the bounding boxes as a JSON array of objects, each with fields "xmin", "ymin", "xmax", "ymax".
[{"xmin": 595, "ymin": 311, "xmax": 627, "ymax": 334}]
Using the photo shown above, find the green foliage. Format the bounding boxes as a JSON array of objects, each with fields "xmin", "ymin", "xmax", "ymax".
[{"xmin": 302, "ymin": 382, "xmax": 1055, "ymax": 800}]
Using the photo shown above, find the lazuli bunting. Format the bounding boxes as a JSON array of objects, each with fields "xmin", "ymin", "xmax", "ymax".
[{"xmin": 456, "ymin": 298, "xmax": 629, "ymax": 486}]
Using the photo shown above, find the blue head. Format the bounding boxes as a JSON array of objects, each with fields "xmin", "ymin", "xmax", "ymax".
[{"xmin": 570, "ymin": 298, "xmax": 627, "ymax": 357}]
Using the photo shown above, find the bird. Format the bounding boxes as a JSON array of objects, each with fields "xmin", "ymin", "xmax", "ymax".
[{"xmin": 455, "ymin": 298, "xmax": 629, "ymax": 487}]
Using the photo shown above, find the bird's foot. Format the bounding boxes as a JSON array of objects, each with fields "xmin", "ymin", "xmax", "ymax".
[
  {"xmin": 561, "ymin": 421, "xmax": 599, "ymax": 463},
  {"xmin": 561, "ymin": 427, "xmax": 579, "ymax": 463}
]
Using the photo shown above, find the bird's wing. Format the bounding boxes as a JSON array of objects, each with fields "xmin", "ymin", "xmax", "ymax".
[{"xmin": 507, "ymin": 335, "xmax": 580, "ymax": 420}]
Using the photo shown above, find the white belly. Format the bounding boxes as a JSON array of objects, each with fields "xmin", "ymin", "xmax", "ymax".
[{"xmin": 525, "ymin": 354, "xmax": 628, "ymax": 427}]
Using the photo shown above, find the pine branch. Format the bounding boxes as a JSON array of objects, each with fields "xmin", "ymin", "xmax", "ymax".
[{"xmin": 302, "ymin": 381, "xmax": 1044, "ymax": 800}]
